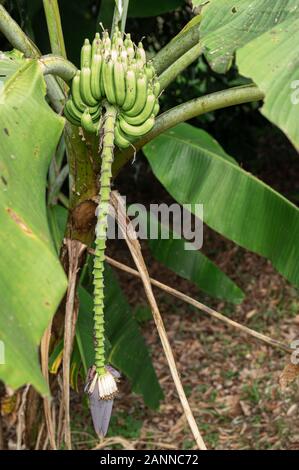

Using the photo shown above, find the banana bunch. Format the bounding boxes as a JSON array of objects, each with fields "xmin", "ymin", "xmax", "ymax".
[{"xmin": 64, "ymin": 28, "xmax": 160, "ymax": 148}]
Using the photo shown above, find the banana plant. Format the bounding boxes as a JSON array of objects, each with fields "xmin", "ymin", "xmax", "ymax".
[{"xmin": 0, "ymin": 0, "xmax": 298, "ymax": 450}]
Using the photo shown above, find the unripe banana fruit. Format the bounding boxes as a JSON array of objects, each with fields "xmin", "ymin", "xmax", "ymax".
[
  {"xmin": 80, "ymin": 67, "xmax": 98, "ymax": 106},
  {"xmin": 64, "ymin": 102, "xmax": 81, "ymax": 126},
  {"xmin": 91, "ymin": 53, "xmax": 103, "ymax": 100},
  {"xmin": 91, "ymin": 33, "xmax": 101, "ymax": 57},
  {"xmin": 103, "ymin": 59, "xmax": 117, "ymax": 104},
  {"xmin": 81, "ymin": 39, "xmax": 92, "ymax": 68},
  {"xmin": 64, "ymin": 29, "xmax": 161, "ymax": 140},
  {"xmin": 122, "ymin": 68, "xmax": 137, "ymax": 111},
  {"xmin": 136, "ymin": 42, "xmax": 146, "ymax": 65},
  {"xmin": 124, "ymin": 74, "xmax": 148, "ymax": 117},
  {"xmin": 115, "ymin": 123, "xmax": 131, "ymax": 149},
  {"xmin": 122, "ymin": 93, "xmax": 156, "ymax": 126},
  {"xmin": 81, "ymin": 109, "xmax": 98, "ymax": 133},
  {"xmin": 114, "ymin": 58, "xmax": 126, "ymax": 107},
  {"xmin": 119, "ymin": 115, "xmax": 155, "ymax": 137}
]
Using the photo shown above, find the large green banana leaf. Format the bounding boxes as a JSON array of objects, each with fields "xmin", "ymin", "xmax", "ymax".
[
  {"xmin": 199, "ymin": 0, "xmax": 299, "ymax": 149},
  {"xmin": 237, "ymin": 18, "xmax": 299, "ymax": 151},
  {"xmin": 0, "ymin": 58, "xmax": 67, "ymax": 394},
  {"xmin": 200, "ymin": 0, "xmax": 298, "ymax": 73},
  {"xmin": 143, "ymin": 124, "xmax": 299, "ymax": 289}
]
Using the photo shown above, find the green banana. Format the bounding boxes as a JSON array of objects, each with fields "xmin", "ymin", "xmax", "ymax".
[
  {"xmin": 122, "ymin": 68, "xmax": 137, "ymax": 111},
  {"xmin": 115, "ymin": 123, "xmax": 131, "ymax": 149},
  {"xmin": 64, "ymin": 102, "xmax": 81, "ymax": 126},
  {"xmin": 100, "ymin": 67, "xmax": 106, "ymax": 98},
  {"xmin": 80, "ymin": 67, "xmax": 98, "ymax": 106},
  {"xmin": 110, "ymin": 46, "xmax": 118, "ymax": 62},
  {"xmin": 124, "ymin": 33, "xmax": 132, "ymax": 48},
  {"xmin": 92, "ymin": 32, "xmax": 101, "ymax": 57},
  {"xmin": 103, "ymin": 59, "xmax": 117, "ymax": 104},
  {"xmin": 65, "ymin": 98, "xmax": 84, "ymax": 122},
  {"xmin": 71, "ymin": 71, "xmax": 86, "ymax": 112},
  {"xmin": 120, "ymin": 49, "xmax": 128, "ymax": 66},
  {"xmin": 114, "ymin": 58, "xmax": 126, "ymax": 107},
  {"xmin": 135, "ymin": 59, "xmax": 145, "ymax": 70},
  {"xmin": 81, "ymin": 109, "xmax": 98, "ymax": 133},
  {"xmin": 125, "ymin": 33, "xmax": 135, "ymax": 59},
  {"xmin": 125, "ymin": 73, "xmax": 148, "ymax": 117},
  {"xmin": 127, "ymin": 46, "xmax": 135, "ymax": 60},
  {"xmin": 90, "ymin": 105, "xmax": 102, "ymax": 122},
  {"xmin": 113, "ymin": 26, "xmax": 121, "ymax": 39},
  {"xmin": 129, "ymin": 59, "xmax": 138, "ymax": 71},
  {"xmin": 66, "ymin": 98, "xmax": 101, "ymax": 125},
  {"xmin": 136, "ymin": 42, "xmax": 146, "ymax": 65},
  {"xmin": 124, "ymin": 33, "xmax": 132, "ymax": 47},
  {"xmin": 71, "ymin": 73, "xmax": 99, "ymax": 114},
  {"xmin": 121, "ymin": 54, "xmax": 128, "ymax": 72},
  {"xmin": 90, "ymin": 53, "xmax": 103, "ymax": 100},
  {"xmin": 119, "ymin": 114, "xmax": 155, "ymax": 137},
  {"xmin": 103, "ymin": 48, "xmax": 110, "ymax": 60},
  {"xmin": 81, "ymin": 38, "xmax": 92, "ymax": 68},
  {"xmin": 114, "ymin": 36, "xmax": 124, "ymax": 49},
  {"xmin": 122, "ymin": 93, "xmax": 156, "ymax": 125},
  {"xmin": 102, "ymin": 31, "xmax": 111, "ymax": 50},
  {"xmin": 153, "ymin": 102, "xmax": 160, "ymax": 116},
  {"xmin": 145, "ymin": 63, "xmax": 155, "ymax": 81}
]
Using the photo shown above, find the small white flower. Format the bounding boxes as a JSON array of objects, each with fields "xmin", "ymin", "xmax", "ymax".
[
  {"xmin": 85, "ymin": 365, "xmax": 119, "ymax": 400},
  {"xmin": 98, "ymin": 371, "xmax": 118, "ymax": 400}
]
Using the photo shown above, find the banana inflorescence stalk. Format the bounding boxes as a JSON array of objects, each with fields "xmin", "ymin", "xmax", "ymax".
[
  {"xmin": 65, "ymin": 28, "xmax": 161, "ymax": 401},
  {"xmin": 93, "ymin": 105, "xmax": 117, "ymax": 376},
  {"xmin": 89, "ymin": 103, "xmax": 118, "ymax": 400}
]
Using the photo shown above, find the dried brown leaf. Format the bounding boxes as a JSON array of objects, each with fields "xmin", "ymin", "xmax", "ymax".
[
  {"xmin": 41, "ymin": 323, "xmax": 56, "ymax": 450},
  {"xmin": 279, "ymin": 363, "xmax": 299, "ymax": 390}
]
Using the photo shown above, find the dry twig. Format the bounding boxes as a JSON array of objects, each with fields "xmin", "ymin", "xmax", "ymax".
[
  {"xmin": 35, "ymin": 422, "xmax": 45, "ymax": 450},
  {"xmin": 16, "ymin": 385, "xmax": 30, "ymax": 450},
  {"xmin": 41, "ymin": 323, "xmax": 56, "ymax": 449},
  {"xmin": 93, "ymin": 436, "xmax": 135, "ymax": 450}
]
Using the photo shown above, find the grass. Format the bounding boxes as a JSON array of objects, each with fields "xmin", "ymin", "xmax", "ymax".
[{"xmin": 242, "ymin": 381, "xmax": 261, "ymax": 405}]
